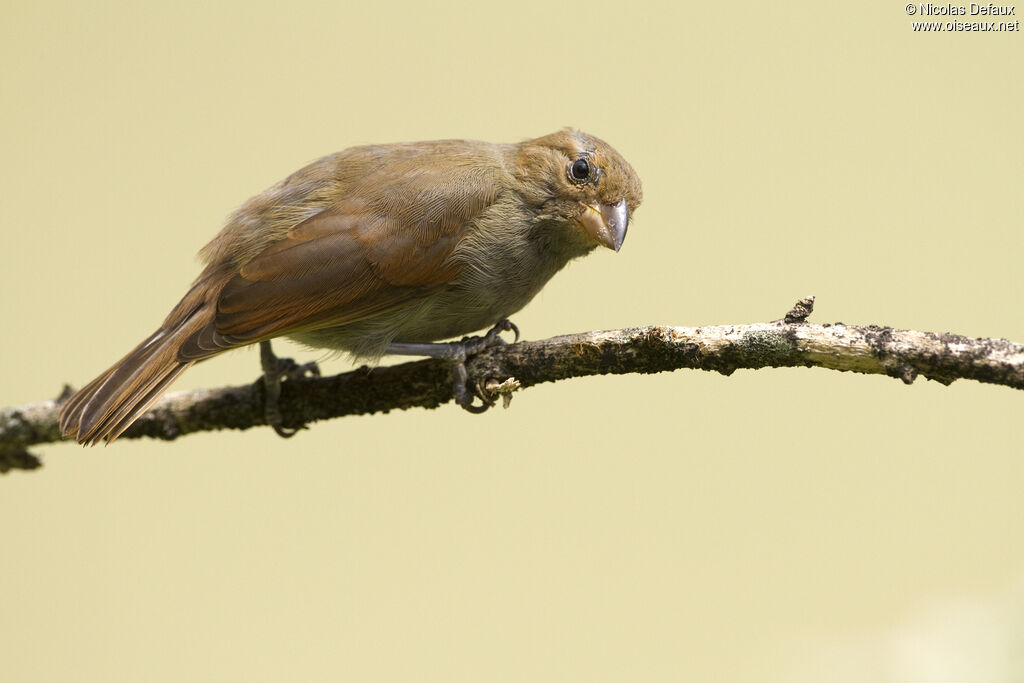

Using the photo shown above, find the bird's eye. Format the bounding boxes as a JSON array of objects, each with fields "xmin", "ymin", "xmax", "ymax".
[{"xmin": 569, "ymin": 158, "xmax": 591, "ymax": 182}]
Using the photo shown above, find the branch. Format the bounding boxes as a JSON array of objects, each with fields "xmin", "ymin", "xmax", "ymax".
[{"xmin": 3, "ymin": 297, "xmax": 1022, "ymax": 472}]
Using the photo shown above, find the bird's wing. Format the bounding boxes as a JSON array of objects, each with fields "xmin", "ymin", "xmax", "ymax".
[{"xmin": 178, "ymin": 156, "xmax": 500, "ymax": 360}]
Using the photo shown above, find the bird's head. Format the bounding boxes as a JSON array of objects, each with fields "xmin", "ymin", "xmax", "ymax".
[{"xmin": 511, "ymin": 129, "xmax": 643, "ymax": 252}]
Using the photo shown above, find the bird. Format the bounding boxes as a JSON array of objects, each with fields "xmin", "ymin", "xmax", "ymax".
[{"xmin": 59, "ymin": 129, "xmax": 643, "ymax": 445}]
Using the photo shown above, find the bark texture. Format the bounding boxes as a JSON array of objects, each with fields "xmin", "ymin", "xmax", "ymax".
[{"xmin": 3, "ymin": 298, "xmax": 1022, "ymax": 472}]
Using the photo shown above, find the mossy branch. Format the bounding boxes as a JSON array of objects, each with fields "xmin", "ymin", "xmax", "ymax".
[{"xmin": 3, "ymin": 297, "xmax": 1022, "ymax": 472}]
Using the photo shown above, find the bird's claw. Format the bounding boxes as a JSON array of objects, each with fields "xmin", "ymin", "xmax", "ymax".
[
  {"xmin": 456, "ymin": 319, "xmax": 519, "ymax": 357},
  {"xmin": 259, "ymin": 340, "xmax": 319, "ymax": 438},
  {"xmin": 276, "ymin": 357, "xmax": 321, "ymax": 381},
  {"xmin": 486, "ymin": 319, "xmax": 520, "ymax": 345},
  {"xmin": 451, "ymin": 362, "xmax": 492, "ymax": 414},
  {"xmin": 450, "ymin": 319, "xmax": 519, "ymax": 414}
]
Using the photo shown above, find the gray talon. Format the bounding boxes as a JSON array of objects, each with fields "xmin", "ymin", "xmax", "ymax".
[
  {"xmin": 259, "ymin": 340, "xmax": 317, "ymax": 438},
  {"xmin": 385, "ymin": 319, "xmax": 520, "ymax": 415}
]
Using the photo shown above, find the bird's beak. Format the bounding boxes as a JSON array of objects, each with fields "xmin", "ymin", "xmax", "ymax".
[{"xmin": 575, "ymin": 199, "xmax": 629, "ymax": 252}]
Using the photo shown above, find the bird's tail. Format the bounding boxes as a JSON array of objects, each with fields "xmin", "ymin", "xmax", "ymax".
[{"xmin": 59, "ymin": 305, "xmax": 211, "ymax": 445}]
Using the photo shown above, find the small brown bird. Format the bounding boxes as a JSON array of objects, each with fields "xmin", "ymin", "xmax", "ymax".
[{"xmin": 59, "ymin": 129, "xmax": 643, "ymax": 444}]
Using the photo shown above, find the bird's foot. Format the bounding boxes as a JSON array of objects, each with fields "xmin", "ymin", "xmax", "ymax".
[
  {"xmin": 455, "ymin": 319, "xmax": 520, "ymax": 358},
  {"xmin": 259, "ymin": 340, "xmax": 320, "ymax": 438},
  {"xmin": 451, "ymin": 320, "xmax": 519, "ymax": 413},
  {"xmin": 386, "ymin": 319, "xmax": 520, "ymax": 414}
]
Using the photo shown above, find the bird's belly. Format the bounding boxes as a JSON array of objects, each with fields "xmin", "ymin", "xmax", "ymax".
[
  {"xmin": 393, "ymin": 280, "xmax": 540, "ymax": 342},
  {"xmin": 289, "ymin": 227, "xmax": 580, "ymax": 359},
  {"xmin": 287, "ymin": 281, "xmax": 539, "ymax": 359}
]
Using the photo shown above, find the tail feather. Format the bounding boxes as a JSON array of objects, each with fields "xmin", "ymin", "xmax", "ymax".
[
  {"xmin": 94, "ymin": 362, "xmax": 192, "ymax": 444},
  {"xmin": 60, "ymin": 307, "xmax": 211, "ymax": 445}
]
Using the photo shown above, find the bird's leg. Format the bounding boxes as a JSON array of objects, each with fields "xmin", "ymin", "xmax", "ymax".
[
  {"xmin": 259, "ymin": 340, "xmax": 321, "ymax": 438},
  {"xmin": 386, "ymin": 319, "xmax": 519, "ymax": 414}
]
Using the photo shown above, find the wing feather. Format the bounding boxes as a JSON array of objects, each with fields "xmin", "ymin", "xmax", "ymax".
[{"xmin": 177, "ymin": 148, "xmax": 500, "ymax": 360}]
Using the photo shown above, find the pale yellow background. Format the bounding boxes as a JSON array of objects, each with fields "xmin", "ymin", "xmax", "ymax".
[{"xmin": 2, "ymin": 2, "xmax": 1022, "ymax": 681}]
